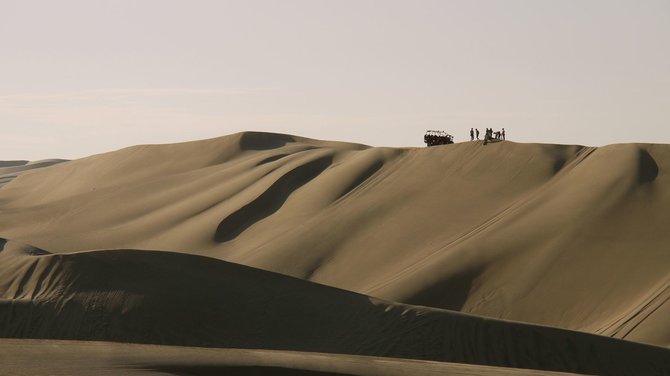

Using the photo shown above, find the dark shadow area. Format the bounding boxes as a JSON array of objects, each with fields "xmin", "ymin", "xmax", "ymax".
[
  {"xmin": 404, "ymin": 266, "xmax": 484, "ymax": 311},
  {"xmin": 146, "ymin": 365, "xmax": 355, "ymax": 376},
  {"xmin": 545, "ymin": 145, "xmax": 584, "ymax": 175},
  {"xmin": 0, "ymin": 238, "xmax": 7, "ymax": 252},
  {"xmin": 0, "ymin": 161, "xmax": 28, "ymax": 168},
  {"xmin": 336, "ymin": 160, "xmax": 384, "ymax": 200},
  {"xmin": 256, "ymin": 154, "xmax": 290, "ymax": 166},
  {"xmin": 0, "ymin": 174, "xmax": 19, "ymax": 185},
  {"xmin": 240, "ymin": 132, "xmax": 296, "ymax": 151},
  {"xmin": 215, "ymin": 156, "xmax": 333, "ymax": 242},
  {"xmin": 552, "ymin": 157, "xmax": 567, "ymax": 174},
  {"xmin": 638, "ymin": 148, "xmax": 659, "ymax": 184}
]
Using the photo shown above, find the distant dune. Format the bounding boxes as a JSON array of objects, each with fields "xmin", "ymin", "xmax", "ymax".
[
  {"xmin": 1, "ymin": 132, "xmax": 669, "ymax": 374},
  {"xmin": 0, "ymin": 159, "xmax": 67, "ymax": 188}
]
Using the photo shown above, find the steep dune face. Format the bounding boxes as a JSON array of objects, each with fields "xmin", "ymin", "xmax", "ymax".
[
  {"xmin": 0, "ymin": 132, "xmax": 669, "ymax": 348},
  {"xmin": 448, "ymin": 144, "xmax": 670, "ymax": 344},
  {"xmin": 0, "ymin": 239, "xmax": 668, "ymax": 375}
]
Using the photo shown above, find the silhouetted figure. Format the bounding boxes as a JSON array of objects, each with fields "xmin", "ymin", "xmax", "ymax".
[
  {"xmin": 476, "ymin": 128, "xmax": 480, "ymax": 140},
  {"xmin": 502, "ymin": 128, "xmax": 506, "ymax": 140},
  {"xmin": 470, "ymin": 128, "xmax": 474, "ymax": 141}
]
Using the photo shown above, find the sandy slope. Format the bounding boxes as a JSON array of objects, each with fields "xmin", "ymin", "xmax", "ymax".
[
  {"xmin": 0, "ymin": 339, "xmax": 584, "ymax": 376},
  {"xmin": 0, "ymin": 238, "xmax": 668, "ymax": 375},
  {"xmin": 0, "ymin": 132, "xmax": 667, "ymax": 349},
  {"xmin": 0, "ymin": 159, "xmax": 67, "ymax": 188}
]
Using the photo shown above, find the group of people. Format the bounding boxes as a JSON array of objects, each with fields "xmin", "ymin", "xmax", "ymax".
[{"xmin": 470, "ymin": 128, "xmax": 506, "ymax": 142}]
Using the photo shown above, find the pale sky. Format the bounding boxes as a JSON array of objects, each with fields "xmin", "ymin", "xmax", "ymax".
[{"xmin": 1, "ymin": 0, "xmax": 669, "ymax": 160}]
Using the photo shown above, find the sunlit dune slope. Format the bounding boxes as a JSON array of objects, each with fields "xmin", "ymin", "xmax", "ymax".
[
  {"xmin": 0, "ymin": 132, "xmax": 669, "ymax": 347},
  {"xmin": 0, "ymin": 238, "xmax": 668, "ymax": 375}
]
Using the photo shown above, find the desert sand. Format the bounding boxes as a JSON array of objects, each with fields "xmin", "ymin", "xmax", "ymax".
[
  {"xmin": 1, "ymin": 132, "xmax": 669, "ymax": 375},
  {"xmin": 1, "ymin": 339, "xmax": 585, "ymax": 376},
  {"xmin": 0, "ymin": 159, "xmax": 67, "ymax": 188}
]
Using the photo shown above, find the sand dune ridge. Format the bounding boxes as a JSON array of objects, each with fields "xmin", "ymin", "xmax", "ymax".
[
  {"xmin": 1, "ymin": 238, "xmax": 669, "ymax": 375},
  {"xmin": 1, "ymin": 132, "xmax": 670, "ymax": 374}
]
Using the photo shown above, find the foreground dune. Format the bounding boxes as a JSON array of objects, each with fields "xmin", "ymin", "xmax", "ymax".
[
  {"xmin": 0, "ymin": 339, "xmax": 585, "ymax": 376},
  {"xmin": 0, "ymin": 238, "xmax": 668, "ymax": 375},
  {"xmin": 0, "ymin": 339, "xmax": 592, "ymax": 376}
]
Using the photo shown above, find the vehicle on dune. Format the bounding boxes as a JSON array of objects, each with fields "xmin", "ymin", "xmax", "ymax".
[{"xmin": 424, "ymin": 130, "xmax": 454, "ymax": 146}]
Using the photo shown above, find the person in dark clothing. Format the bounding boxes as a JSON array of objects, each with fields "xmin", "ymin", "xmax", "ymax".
[
  {"xmin": 470, "ymin": 128, "xmax": 474, "ymax": 141},
  {"xmin": 502, "ymin": 128, "xmax": 506, "ymax": 140},
  {"xmin": 475, "ymin": 128, "xmax": 480, "ymax": 140}
]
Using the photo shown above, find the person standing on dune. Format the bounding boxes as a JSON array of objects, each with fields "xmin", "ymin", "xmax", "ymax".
[
  {"xmin": 470, "ymin": 128, "xmax": 474, "ymax": 141},
  {"xmin": 502, "ymin": 128, "xmax": 506, "ymax": 140},
  {"xmin": 476, "ymin": 128, "xmax": 480, "ymax": 140}
]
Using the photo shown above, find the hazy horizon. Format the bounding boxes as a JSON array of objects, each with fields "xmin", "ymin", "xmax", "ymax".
[{"xmin": 2, "ymin": 0, "xmax": 669, "ymax": 160}]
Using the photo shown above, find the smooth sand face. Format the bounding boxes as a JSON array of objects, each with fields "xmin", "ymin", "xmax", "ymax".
[
  {"xmin": 0, "ymin": 132, "xmax": 669, "ymax": 375},
  {"xmin": 0, "ymin": 339, "xmax": 584, "ymax": 376}
]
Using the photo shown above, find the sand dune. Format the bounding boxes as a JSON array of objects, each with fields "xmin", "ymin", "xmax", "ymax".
[
  {"xmin": 1, "ymin": 132, "xmax": 668, "ymax": 347},
  {"xmin": 0, "ymin": 159, "xmax": 67, "ymax": 188},
  {"xmin": 0, "ymin": 238, "xmax": 668, "ymax": 375},
  {"xmin": 0, "ymin": 340, "xmax": 587, "ymax": 376},
  {"xmin": 1, "ymin": 132, "xmax": 669, "ymax": 374}
]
